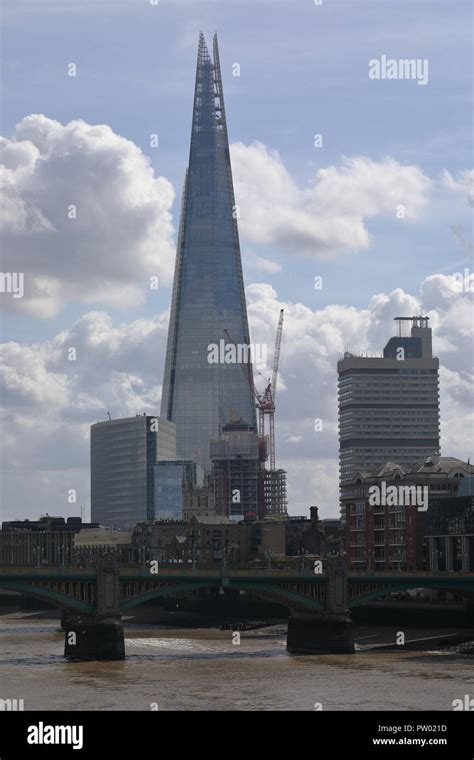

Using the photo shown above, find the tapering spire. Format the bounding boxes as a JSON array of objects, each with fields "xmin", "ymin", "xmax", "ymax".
[
  {"xmin": 190, "ymin": 31, "xmax": 228, "ymax": 151},
  {"xmin": 161, "ymin": 33, "xmax": 257, "ymax": 477},
  {"xmin": 197, "ymin": 30, "xmax": 211, "ymax": 64},
  {"xmin": 212, "ymin": 31, "xmax": 228, "ymax": 137}
]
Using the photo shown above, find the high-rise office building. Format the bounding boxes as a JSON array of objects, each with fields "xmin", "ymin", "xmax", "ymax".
[
  {"xmin": 161, "ymin": 33, "xmax": 257, "ymax": 477},
  {"xmin": 91, "ymin": 415, "xmax": 176, "ymax": 530},
  {"xmin": 338, "ymin": 316, "xmax": 440, "ymax": 494}
]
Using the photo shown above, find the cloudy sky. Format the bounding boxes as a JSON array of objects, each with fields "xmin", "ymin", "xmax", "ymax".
[{"xmin": 1, "ymin": 0, "xmax": 473, "ymax": 521}]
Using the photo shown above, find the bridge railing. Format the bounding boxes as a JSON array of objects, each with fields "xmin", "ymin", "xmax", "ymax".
[
  {"xmin": 119, "ymin": 566, "xmax": 324, "ymax": 579},
  {"xmin": 0, "ymin": 565, "xmax": 325, "ymax": 579},
  {"xmin": 0, "ymin": 566, "xmax": 97, "ymax": 577},
  {"xmin": 1, "ymin": 566, "xmax": 471, "ymax": 580}
]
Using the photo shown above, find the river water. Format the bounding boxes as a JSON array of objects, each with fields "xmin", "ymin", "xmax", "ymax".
[{"xmin": 1, "ymin": 612, "xmax": 473, "ymax": 711}]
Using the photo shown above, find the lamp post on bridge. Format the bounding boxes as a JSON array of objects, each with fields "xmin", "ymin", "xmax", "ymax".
[{"xmin": 297, "ymin": 549, "xmax": 307, "ymax": 571}]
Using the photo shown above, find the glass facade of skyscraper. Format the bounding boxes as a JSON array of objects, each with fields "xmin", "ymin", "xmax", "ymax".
[
  {"xmin": 90, "ymin": 416, "xmax": 176, "ymax": 530},
  {"xmin": 154, "ymin": 460, "xmax": 196, "ymax": 520},
  {"xmin": 161, "ymin": 33, "xmax": 257, "ymax": 478}
]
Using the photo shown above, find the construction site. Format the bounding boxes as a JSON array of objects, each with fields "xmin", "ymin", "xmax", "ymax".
[{"xmin": 218, "ymin": 309, "xmax": 288, "ymax": 520}]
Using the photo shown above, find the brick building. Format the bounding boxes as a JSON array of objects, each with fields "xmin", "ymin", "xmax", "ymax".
[
  {"xmin": 342, "ymin": 456, "xmax": 473, "ymax": 571},
  {"xmin": 131, "ymin": 515, "xmax": 285, "ymax": 565}
]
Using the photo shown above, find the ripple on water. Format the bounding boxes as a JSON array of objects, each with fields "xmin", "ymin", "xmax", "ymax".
[{"xmin": 123, "ymin": 636, "xmax": 287, "ymax": 662}]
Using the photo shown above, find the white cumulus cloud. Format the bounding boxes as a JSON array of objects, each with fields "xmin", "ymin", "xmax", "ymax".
[
  {"xmin": 231, "ymin": 141, "xmax": 432, "ymax": 257},
  {"xmin": 0, "ymin": 114, "xmax": 176, "ymax": 317}
]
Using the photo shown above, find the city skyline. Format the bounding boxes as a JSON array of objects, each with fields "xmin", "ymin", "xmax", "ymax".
[
  {"xmin": 0, "ymin": 0, "xmax": 473, "ymax": 724},
  {"xmin": 1, "ymin": 0, "xmax": 473, "ymax": 521}
]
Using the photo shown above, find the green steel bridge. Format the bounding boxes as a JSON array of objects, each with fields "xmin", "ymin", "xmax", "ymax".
[{"xmin": 1, "ymin": 566, "xmax": 473, "ymax": 617}]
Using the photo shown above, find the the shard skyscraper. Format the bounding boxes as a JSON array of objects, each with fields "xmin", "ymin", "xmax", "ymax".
[{"xmin": 161, "ymin": 32, "xmax": 257, "ymax": 477}]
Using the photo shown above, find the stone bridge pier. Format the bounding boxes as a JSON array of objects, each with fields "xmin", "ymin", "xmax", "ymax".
[
  {"xmin": 287, "ymin": 557, "xmax": 354, "ymax": 654},
  {"xmin": 63, "ymin": 561, "xmax": 124, "ymax": 661}
]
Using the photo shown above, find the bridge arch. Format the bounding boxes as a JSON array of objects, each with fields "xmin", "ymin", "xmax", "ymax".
[
  {"xmin": 233, "ymin": 582, "xmax": 325, "ymax": 612},
  {"xmin": 0, "ymin": 580, "xmax": 95, "ymax": 614},
  {"xmin": 121, "ymin": 581, "xmax": 221, "ymax": 611},
  {"xmin": 120, "ymin": 579, "xmax": 325, "ymax": 613},
  {"xmin": 349, "ymin": 580, "xmax": 474, "ymax": 608}
]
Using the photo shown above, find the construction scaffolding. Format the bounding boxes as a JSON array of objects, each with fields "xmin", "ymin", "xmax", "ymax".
[
  {"xmin": 263, "ymin": 469, "xmax": 288, "ymax": 517},
  {"xmin": 210, "ymin": 424, "xmax": 259, "ymax": 518}
]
